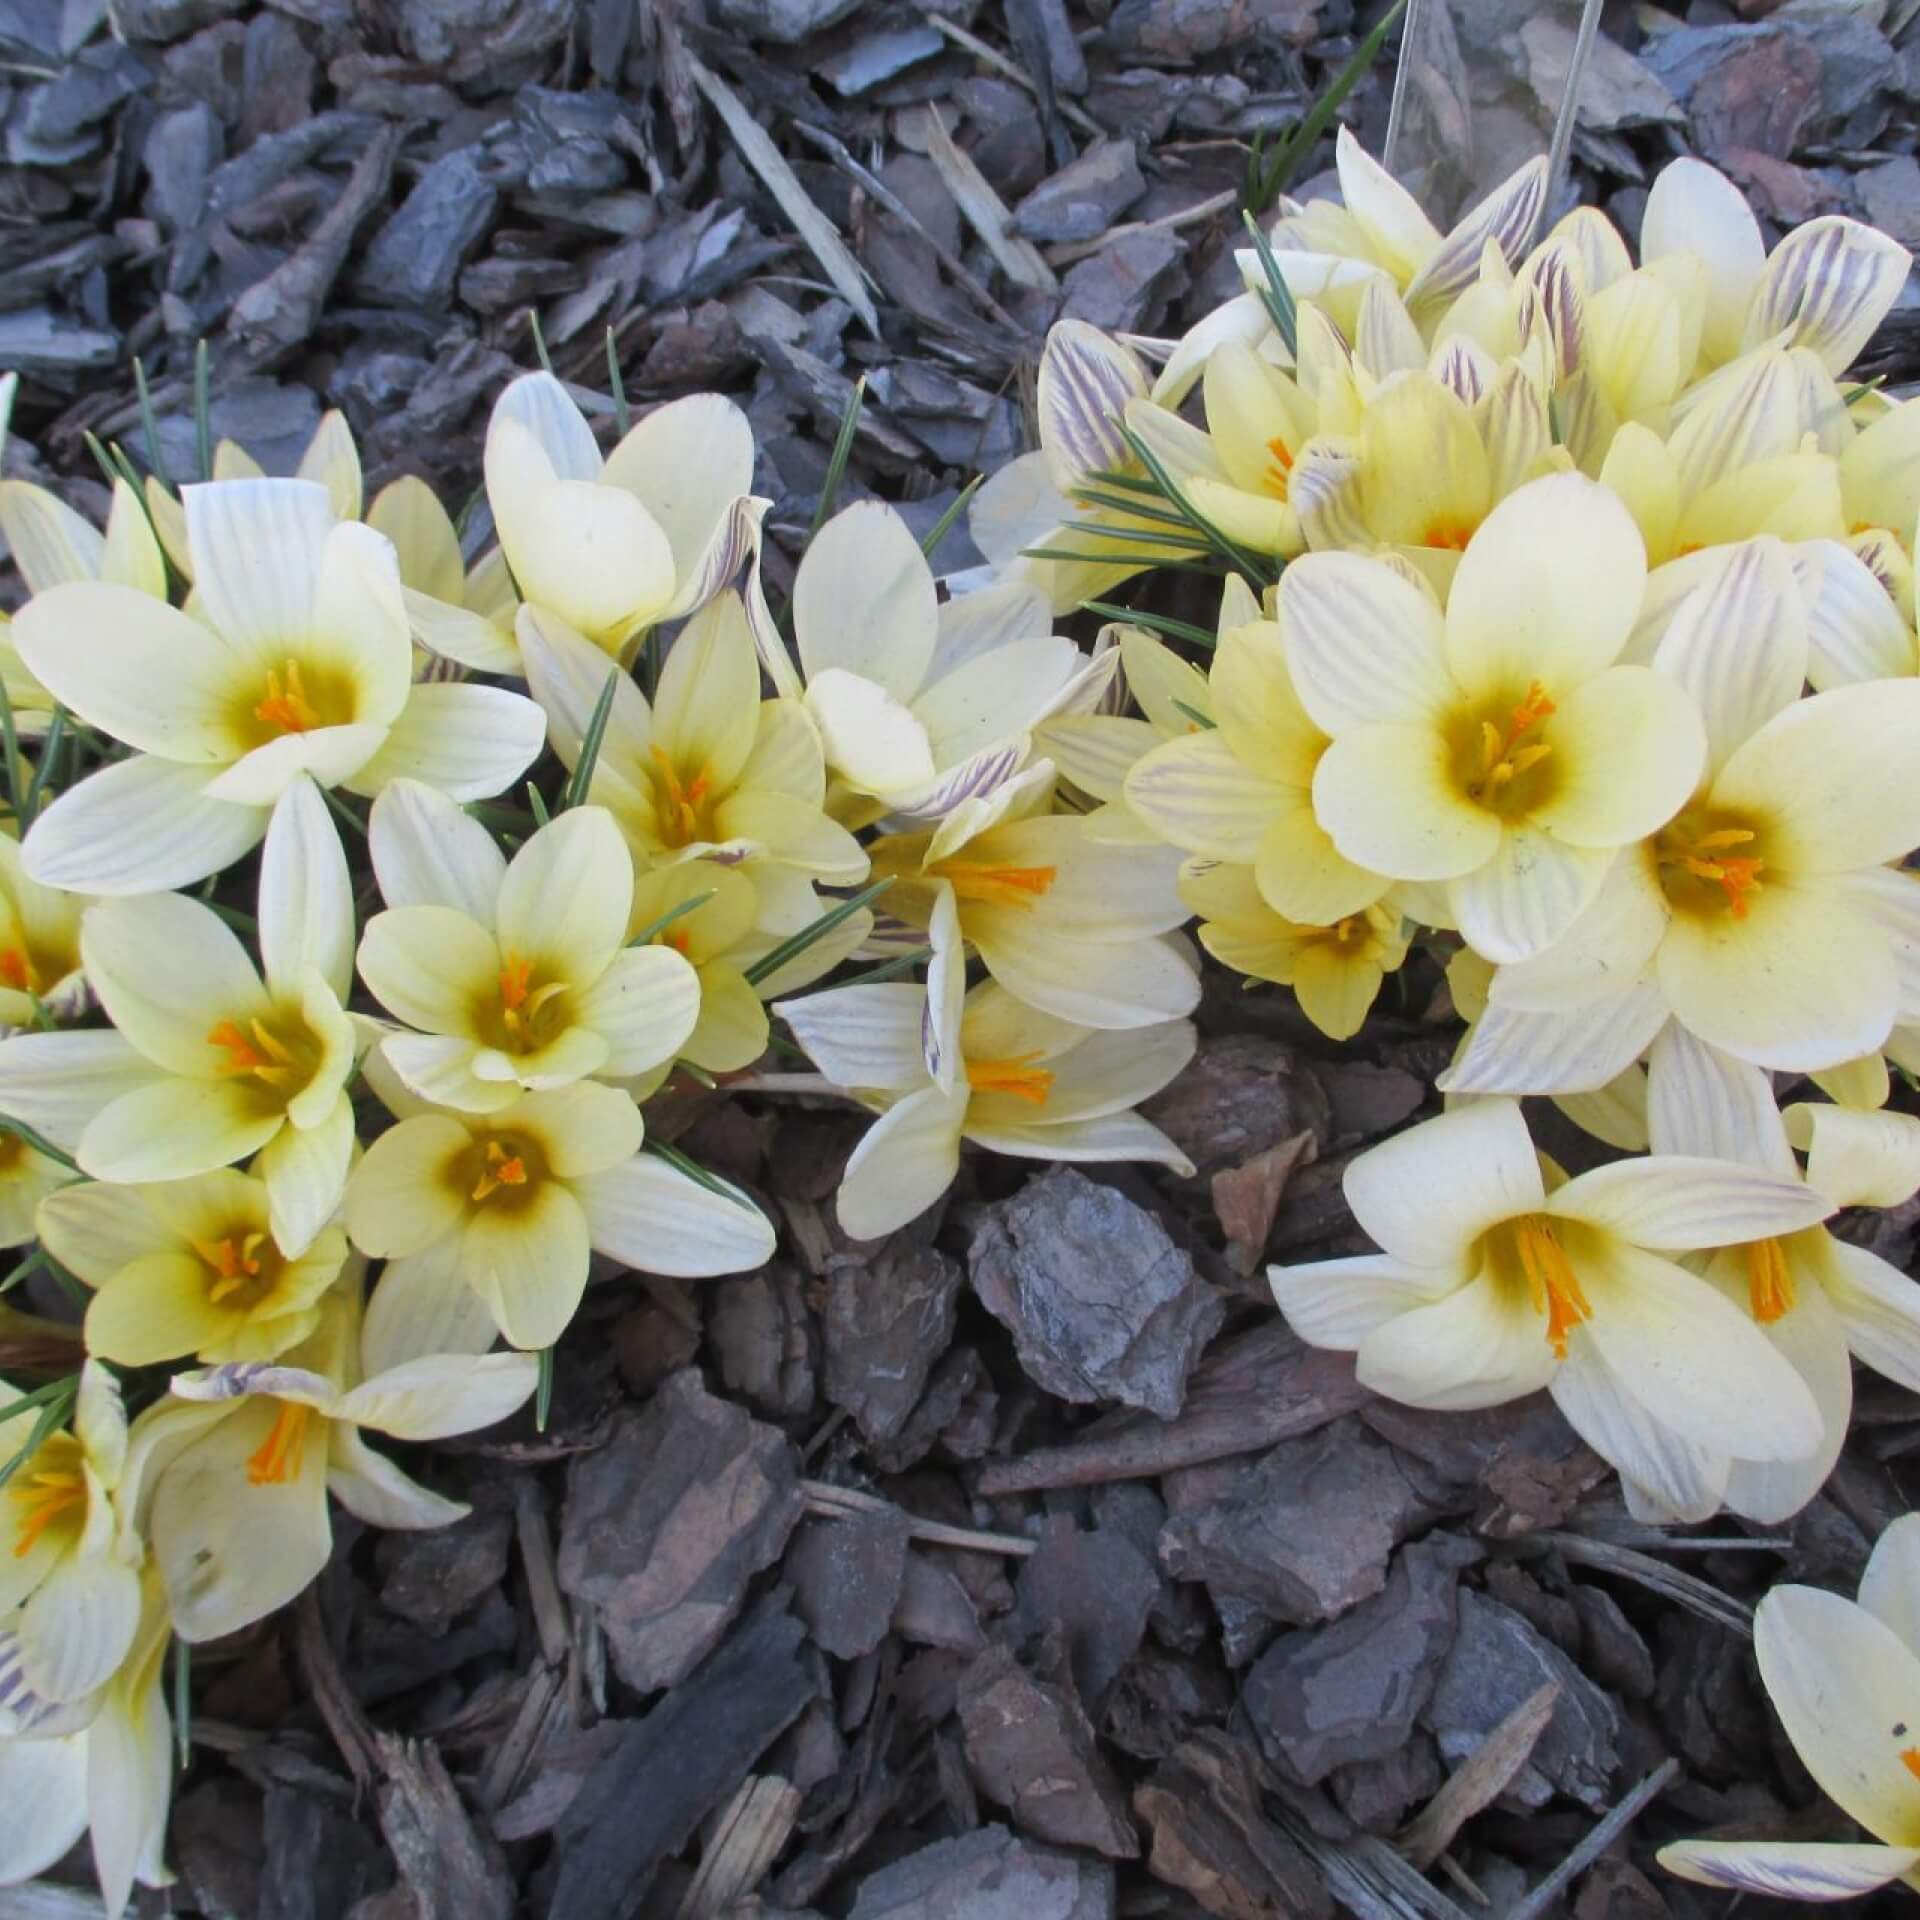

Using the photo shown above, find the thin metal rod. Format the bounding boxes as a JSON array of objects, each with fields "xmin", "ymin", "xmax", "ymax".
[
  {"xmin": 1382, "ymin": 0, "xmax": 1426, "ymax": 175},
  {"xmin": 1542, "ymin": 0, "xmax": 1606, "ymax": 241}
]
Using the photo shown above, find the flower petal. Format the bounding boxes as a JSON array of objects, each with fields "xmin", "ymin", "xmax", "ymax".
[
  {"xmin": 1345, "ymin": 1099, "xmax": 1544, "ymax": 1268},
  {"xmin": 794, "ymin": 500, "xmax": 938, "ymax": 700},
  {"xmin": 775, "ymin": 981, "xmax": 929, "ymax": 1091},
  {"xmin": 1658, "ymin": 1840, "xmax": 1920, "ymax": 1901},
  {"xmin": 1126, "ymin": 731, "xmax": 1291, "ymax": 862},
  {"xmin": 332, "ymin": 1351, "xmax": 537, "ymax": 1441},
  {"xmin": 254, "ymin": 1091, "xmax": 355, "ymax": 1259},
  {"xmin": 79, "ymin": 1079, "xmax": 285, "ymax": 1184},
  {"xmin": 1787, "ymin": 1102, "xmax": 1920, "ymax": 1210},
  {"xmin": 572, "ymin": 945, "xmax": 700, "ymax": 1076},
  {"xmin": 1744, "ymin": 216, "xmax": 1913, "ymax": 374},
  {"xmin": 1821, "ymin": 1237, "xmax": 1920, "ymax": 1396},
  {"xmin": 1549, "ymin": 1345, "xmax": 1730, "ymax": 1521},
  {"xmin": 1313, "ymin": 724, "xmax": 1502, "ymax": 882},
  {"xmin": 343, "ymin": 681, "xmax": 547, "ymax": 804},
  {"xmin": 1529, "ymin": 666, "xmax": 1706, "ymax": 850},
  {"xmin": 1356, "ymin": 1270, "xmax": 1559, "ymax": 1410},
  {"xmin": 837, "ymin": 1084, "xmax": 966, "ymax": 1241},
  {"xmin": 578, "ymin": 1152, "xmax": 775, "ymax": 1277},
  {"xmin": 601, "ymin": 391, "xmax": 755, "ymax": 596},
  {"xmin": 260, "ymin": 776, "xmax": 354, "ymax": 1002},
  {"xmin": 1448, "ymin": 828, "xmax": 1615, "ymax": 966},
  {"xmin": 461, "ymin": 1180, "xmax": 592, "ymax": 1350},
  {"xmin": 1859, "ymin": 1514, "xmax": 1920, "ymax": 1659},
  {"xmin": 1280, "ymin": 552, "xmax": 1455, "ymax": 732},
  {"xmin": 184, "ymin": 477, "xmax": 333, "ymax": 656},
  {"xmin": 361, "ymin": 1236, "xmax": 500, "ymax": 1374},
  {"xmin": 1643, "ymin": 157, "xmax": 1764, "ymax": 364},
  {"xmin": 368, "ymin": 776, "xmax": 506, "ymax": 920},
  {"xmin": 498, "ymin": 807, "xmax": 632, "ymax": 986},
  {"xmin": 357, "ymin": 904, "xmax": 499, "ymax": 1036},
  {"xmin": 1645, "ymin": 1024, "xmax": 1794, "ymax": 1173},
  {"xmin": 342, "ymin": 1113, "xmax": 472, "ymax": 1258},
  {"xmin": 1552, "ymin": 1154, "xmax": 1831, "ymax": 1250},
  {"xmin": 21, "ymin": 755, "xmax": 267, "ymax": 896}
]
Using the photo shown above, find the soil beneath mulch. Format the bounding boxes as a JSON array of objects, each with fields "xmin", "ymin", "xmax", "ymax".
[{"xmin": 8, "ymin": 0, "xmax": 1920, "ymax": 1913}]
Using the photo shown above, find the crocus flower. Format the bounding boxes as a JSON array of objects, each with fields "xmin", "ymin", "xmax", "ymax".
[
  {"xmin": 11, "ymin": 478, "xmax": 546, "ymax": 894},
  {"xmin": 1282, "ymin": 472, "xmax": 1707, "ymax": 962},
  {"xmin": 1268, "ymin": 1099, "xmax": 1834, "ymax": 1514},
  {"xmin": 1660, "ymin": 1514, "xmax": 1920, "ymax": 1901},
  {"xmin": 360, "ymin": 788, "xmax": 699, "ymax": 1113}
]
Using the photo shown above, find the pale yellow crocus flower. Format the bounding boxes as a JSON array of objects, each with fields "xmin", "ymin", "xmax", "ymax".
[
  {"xmin": 0, "ymin": 1362, "xmax": 141, "ymax": 1718},
  {"xmin": 778, "ymin": 893, "xmax": 1194, "ymax": 1240},
  {"xmin": 344, "ymin": 1076, "xmax": 775, "ymax": 1352},
  {"xmin": 124, "ymin": 1283, "xmax": 536, "ymax": 1645},
  {"xmin": 519, "ymin": 589, "xmax": 868, "ymax": 922},
  {"xmin": 1280, "ymin": 472, "xmax": 1706, "ymax": 964},
  {"xmin": 0, "ymin": 836, "xmax": 90, "ymax": 1032},
  {"xmin": 0, "ymin": 779, "xmax": 362, "ymax": 1254},
  {"xmin": 37, "ymin": 1166, "xmax": 348, "ymax": 1367},
  {"xmin": 1269, "ymin": 1098, "xmax": 1831, "ymax": 1515},
  {"xmin": 1635, "ymin": 1029, "xmax": 1920, "ymax": 1525},
  {"xmin": 1660, "ymin": 1514, "xmax": 1920, "ymax": 1901},
  {"xmin": 865, "ymin": 761, "xmax": 1198, "ymax": 1030},
  {"xmin": 1126, "ymin": 602, "xmax": 1389, "ymax": 926},
  {"xmin": 1642, "ymin": 154, "xmax": 1911, "ymax": 377},
  {"xmin": 359, "ymin": 791, "xmax": 698, "ymax": 1114},
  {"xmin": 1178, "ymin": 859, "xmax": 1409, "ymax": 1043},
  {"xmin": 0, "ymin": 1558, "xmax": 173, "ymax": 1920},
  {"xmin": 762, "ymin": 500, "xmax": 1101, "ymax": 823},
  {"xmin": 11, "ymin": 476, "xmax": 546, "ymax": 895},
  {"xmin": 483, "ymin": 370, "xmax": 762, "ymax": 663}
]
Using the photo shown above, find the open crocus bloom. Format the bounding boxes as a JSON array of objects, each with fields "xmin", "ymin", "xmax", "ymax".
[
  {"xmin": 127, "ymin": 1287, "xmax": 536, "ymax": 1644},
  {"xmin": 1642, "ymin": 155, "xmax": 1912, "ymax": 377},
  {"xmin": 360, "ymin": 788, "xmax": 699, "ymax": 1113},
  {"xmin": 344, "ymin": 1076, "xmax": 775, "ymax": 1352},
  {"xmin": 0, "ymin": 1558, "xmax": 174, "ymax": 1920},
  {"xmin": 1660, "ymin": 1514, "xmax": 1920, "ymax": 1901},
  {"xmin": 1453, "ymin": 535, "xmax": 1920, "ymax": 1086},
  {"xmin": 778, "ymin": 894, "xmax": 1194, "ymax": 1240},
  {"xmin": 0, "ymin": 1363, "xmax": 140, "ymax": 1719},
  {"xmin": 865, "ymin": 762, "xmax": 1198, "ymax": 1029},
  {"xmin": 625, "ymin": 863, "xmax": 774, "ymax": 1079},
  {"xmin": 1126, "ymin": 606, "xmax": 1389, "ymax": 927},
  {"xmin": 1282, "ymin": 473, "xmax": 1706, "ymax": 963},
  {"xmin": 520, "ymin": 590, "xmax": 868, "ymax": 920},
  {"xmin": 483, "ymin": 371, "xmax": 761, "ymax": 663},
  {"xmin": 1637, "ymin": 1027, "xmax": 1920, "ymax": 1524},
  {"xmin": 1178, "ymin": 860, "xmax": 1409, "ymax": 1043},
  {"xmin": 0, "ymin": 836, "xmax": 91, "ymax": 1032},
  {"xmin": 34, "ymin": 780, "xmax": 361, "ymax": 1256},
  {"xmin": 11, "ymin": 478, "xmax": 547, "ymax": 895},
  {"xmin": 762, "ymin": 499, "xmax": 1102, "ymax": 823},
  {"xmin": 37, "ymin": 1167, "xmax": 349, "ymax": 1368},
  {"xmin": 1268, "ymin": 1099, "xmax": 1834, "ymax": 1513}
]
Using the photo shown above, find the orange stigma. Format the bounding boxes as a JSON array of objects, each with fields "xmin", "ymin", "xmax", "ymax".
[
  {"xmin": 965, "ymin": 1051, "xmax": 1055, "ymax": 1106},
  {"xmin": 1469, "ymin": 681, "xmax": 1557, "ymax": 802},
  {"xmin": 10, "ymin": 1466, "xmax": 84, "ymax": 1557},
  {"xmin": 0, "ymin": 948, "xmax": 31, "ymax": 993},
  {"xmin": 1514, "ymin": 1217, "xmax": 1591, "ymax": 1358},
  {"xmin": 254, "ymin": 659, "xmax": 322, "ymax": 735},
  {"xmin": 1422, "ymin": 520, "xmax": 1476, "ymax": 551},
  {"xmin": 1902, "ymin": 1747, "xmax": 1920, "ymax": 1784},
  {"xmin": 471, "ymin": 1138, "xmax": 530, "ymax": 1203},
  {"xmin": 1746, "ymin": 1238, "xmax": 1796, "ymax": 1323},
  {"xmin": 247, "ymin": 1403, "xmax": 312, "ymax": 1486},
  {"xmin": 1666, "ymin": 826, "xmax": 1765, "ymax": 919},
  {"xmin": 931, "ymin": 860, "xmax": 1059, "ymax": 910},
  {"xmin": 207, "ymin": 1016, "xmax": 299, "ymax": 1085}
]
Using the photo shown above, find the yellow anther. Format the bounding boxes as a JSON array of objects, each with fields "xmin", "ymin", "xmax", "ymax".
[
  {"xmin": 10, "ymin": 1466, "xmax": 84, "ymax": 1557},
  {"xmin": 254, "ymin": 659, "xmax": 321, "ymax": 735},
  {"xmin": 470, "ymin": 1138, "xmax": 531, "ymax": 1203},
  {"xmin": 930, "ymin": 860, "xmax": 1059, "ymax": 910}
]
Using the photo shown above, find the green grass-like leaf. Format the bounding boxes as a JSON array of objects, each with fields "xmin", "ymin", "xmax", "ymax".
[
  {"xmin": 1080, "ymin": 601, "xmax": 1220, "ymax": 648},
  {"xmin": 743, "ymin": 877, "xmax": 892, "ymax": 988},
  {"xmin": 563, "ymin": 668, "xmax": 623, "ymax": 811}
]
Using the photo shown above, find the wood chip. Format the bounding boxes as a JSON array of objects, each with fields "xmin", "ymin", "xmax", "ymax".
[{"xmin": 1396, "ymin": 1681, "xmax": 1558, "ymax": 1869}]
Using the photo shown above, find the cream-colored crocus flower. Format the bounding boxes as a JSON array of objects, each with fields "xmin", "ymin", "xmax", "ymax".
[
  {"xmin": 0, "ymin": 1363, "xmax": 140, "ymax": 1715},
  {"xmin": 1269, "ymin": 1098, "xmax": 1831, "ymax": 1514},
  {"xmin": 0, "ymin": 836, "xmax": 90, "ymax": 1032},
  {"xmin": 0, "ymin": 1128, "xmax": 75, "ymax": 1249},
  {"xmin": 37, "ymin": 1167, "xmax": 348, "ymax": 1367},
  {"xmin": 1642, "ymin": 155, "xmax": 1911, "ymax": 377},
  {"xmin": 345, "ymin": 1076, "xmax": 775, "ymax": 1352},
  {"xmin": 1281, "ymin": 472, "xmax": 1706, "ymax": 963},
  {"xmin": 1452, "ymin": 536, "xmax": 1920, "ymax": 1082},
  {"xmin": 365, "ymin": 472, "xmax": 521, "ymax": 678},
  {"xmin": 359, "ymin": 791, "xmax": 699, "ymax": 1114},
  {"xmin": 626, "ymin": 863, "xmax": 770, "ymax": 1079},
  {"xmin": 1178, "ymin": 859, "xmax": 1409, "ymax": 1043},
  {"xmin": 1660, "ymin": 1514, "xmax": 1920, "ymax": 1901},
  {"xmin": 483, "ymin": 370, "xmax": 761, "ymax": 663},
  {"xmin": 0, "ymin": 1556, "xmax": 172, "ymax": 1920},
  {"xmin": 128, "ymin": 1283, "xmax": 536, "ymax": 1644},
  {"xmin": 865, "ymin": 761, "xmax": 1198, "ymax": 1029},
  {"xmin": 760, "ymin": 501, "xmax": 1100, "ymax": 823},
  {"xmin": 11, "ymin": 477, "xmax": 547, "ymax": 895},
  {"xmin": 519, "ymin": 589, "xmax": 868, "ymax": 919},
  {"xmin": 779, "ymin": 893, "xmax": 1194, "ymax": 1240},
  {"xmin": 3, "ymin": 779, "xmax": 362, "ymax": 1255},
  {"xmin": 1127, "ymin": 604, "xmax": 1389, "ymax": 927},
  {"xmin": 1636, "ymin": 1028, "xmax": 1920, "ymax": 1525}
]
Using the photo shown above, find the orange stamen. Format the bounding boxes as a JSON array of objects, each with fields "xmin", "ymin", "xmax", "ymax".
[
  {"xmin": 246, "ymin": 1402, "xmax": 311, "ymax": 1486},
  {"xmin": 1746, "ymin": 1238, "xmax": 1796, "ymax": 1323},
  {"xmin": 207, "ymin": 1018, "xmax": 266, "ymax": 1074},
  {"xmin": 649, "ymin": 746, "xmax": 713, "ymax": 846},
  {"xmin": 1423, "ymin": 521, "xmax": 1476, "ymax": 551},
  {"xmin": 254, "ymin": 660, "xmax": 321, "ymax": 735},
  {"xmin": 965, "ymin": 1051, "xmax": 1055, "ymax": 1106},
  {"xmin": 932, "ymin": 860, "xmax": 1059, "ymax": 910},
  {"xmin": 1265, "ymin": 434, "xmax": 1294, "ymax": 498},
  {"xmin": 1470, "ymin": 681, "xmax": 1558, "ymax": 802},
  {"xmin": 1667, "ymin": 826, "xmax": 1765, "ymax": 919},
  {"xmin": 1508, "ymin": 682, "xmax": 1557, "ymax": 739},
  {"xmin": 0, "ymin": 949, "xmax": 31, "ymax": 993},
  {"xmin": 194, "ymin": 1231, "xmax": 268, "ymax": 1304},
  {"xmin": 1514, "ymin": 1217, "xmax": 1591, "ymax": 1359},
  {"xmin": 1901, "ymin": 1747, "xmax": 1920, "ymax": 1784},
  {"xmin": 499, "ymin": 954, "xmax": 532, "ymax": 1013},
  {"xmin": 207, "ymin": 1016, "xmax": 298, "ymax": 1084},
  {"xmin": 470, "ymin": 1138, "xmax": 530, "ymax": 1203},
  {"xmin": 10, "ymin": 1468, "xmax": 84, "ymax": 1557}
]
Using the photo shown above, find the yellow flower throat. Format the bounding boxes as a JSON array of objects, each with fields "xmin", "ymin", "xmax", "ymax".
[
  {"xmin": 966, "ymin": 1050, "xmax": 1055, "ymax": 1106},
  {"xmin": 1465, "ymin": 682, "xmax": 1556, "ymax": 808},
  {"xmin": 10, "ymin": 1462, "xmax": 84, "ymax": 1558}
]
